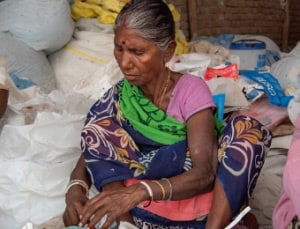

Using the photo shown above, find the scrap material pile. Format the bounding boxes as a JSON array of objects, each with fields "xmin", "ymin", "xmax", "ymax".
[{"xmin": 0, "ymin": 0, "xmax": 299, "ymax": 228}]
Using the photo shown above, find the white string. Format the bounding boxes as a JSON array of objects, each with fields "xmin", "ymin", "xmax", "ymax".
[{"xmin": 224, "ymin": 206, "xmax": 252, "ymax": 229}]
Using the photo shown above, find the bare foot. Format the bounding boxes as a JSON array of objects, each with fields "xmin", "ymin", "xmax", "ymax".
[{"xmin": 243, "ymin": 212, "xmax": 259, "ymax": 229}]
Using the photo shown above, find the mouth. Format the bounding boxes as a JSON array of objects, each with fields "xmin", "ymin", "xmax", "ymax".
[{"xmin": 124, "ymin": 73, "xmax": 139, "ymax": 80}]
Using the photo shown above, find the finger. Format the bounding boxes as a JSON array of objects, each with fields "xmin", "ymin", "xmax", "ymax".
[
  {"xmin": 74, "ymin": 201, "xmax": 85, "ymax": 216},
  {"xmin": 85, "ymin": 192, "xmax": 105, "ymax": 205},
  {"xmin": 86, "ymin": 214, "xmax": 103, "ymax": 229},
  {"xmin": 100, "ymin": 214, "xmax": 117, "ymax": 229},
  {"xmin": 80, "ymin": 200, "xmax": 107, "ymax": 226},
  {"xmin": 63, "ymin": 208, "xmax": 80, "ymax": 226},
  {"xmin": 63, "ymin": 211, "xmax": 70, "ymax": 226},
  {"xmin": 83, "ymin": 194, "xmax": 108, "ymax": 214}
]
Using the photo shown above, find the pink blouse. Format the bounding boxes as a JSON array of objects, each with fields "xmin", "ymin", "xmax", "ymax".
[{"xmin": 167, "ymin": 74, "xmax": 216, "ymax": 123}]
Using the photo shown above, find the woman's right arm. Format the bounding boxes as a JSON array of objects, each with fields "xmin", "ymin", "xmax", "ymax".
[{"xmin": 63, "ymin": 154, "xmax": 91, "ymax": 226}]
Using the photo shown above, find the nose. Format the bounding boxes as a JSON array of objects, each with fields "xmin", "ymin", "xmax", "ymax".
[{"xmin": 119, "ymin": 51, "xmax": 133, "ymax": 70}]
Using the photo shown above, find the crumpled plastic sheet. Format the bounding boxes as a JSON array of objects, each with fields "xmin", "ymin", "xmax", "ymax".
[
  {"xmin": 0, "ymin": 112, "xmax": 86, "ymax": 228},
  {"xmin": 0, "ymin": 65, "xmax": 96, "ymax": 228}
]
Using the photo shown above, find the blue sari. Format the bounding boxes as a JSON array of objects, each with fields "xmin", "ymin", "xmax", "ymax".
[{"xmin": 81, "ymin": 80, "xmax": 272, "ymax": 228}]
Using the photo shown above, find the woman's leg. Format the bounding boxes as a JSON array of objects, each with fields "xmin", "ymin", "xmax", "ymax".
[
  {"xmin": 206, "ymin": 178, "xmax": 259, "ymax": 229},
  {"xmin": 206, "ymin": 115, "xmax": 272, "ymax": 228},
  {"xmin": 206, "ymin": 178, "xmax": 231, "ymax": 228}
]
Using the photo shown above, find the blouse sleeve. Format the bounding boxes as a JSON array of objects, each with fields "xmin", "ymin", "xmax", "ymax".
[{"xmin": 167, "ymin": 74, "xmax": 216, "ymax": 123}]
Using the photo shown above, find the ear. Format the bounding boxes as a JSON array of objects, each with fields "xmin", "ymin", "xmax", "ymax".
[{"xmin": 163, "ymin": 40, "xmax": 177, "ymax": 63}]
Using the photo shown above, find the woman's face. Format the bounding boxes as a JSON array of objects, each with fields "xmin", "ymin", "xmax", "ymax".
[{"xmin": 114, "ymin": 27, "xmax": 166, "ymax": 87}]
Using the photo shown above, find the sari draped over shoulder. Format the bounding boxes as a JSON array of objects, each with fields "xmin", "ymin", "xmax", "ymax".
[{"xmin": 81, "ymin": 79, "xmax": 191, "ymax": 190}]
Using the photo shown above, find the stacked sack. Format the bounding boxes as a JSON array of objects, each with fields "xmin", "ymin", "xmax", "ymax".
[
  {"xmin": 0, "ymin": 0, "xmax": 75, "ymax": 93},
  {"xmin": 71, "ymin": 0, "xmax": 128, "ymax": 24}
]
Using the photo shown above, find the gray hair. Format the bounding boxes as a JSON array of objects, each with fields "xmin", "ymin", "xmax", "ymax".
[{"xmin": 114, "ymin": 0, "xmax": 175, "ymax": 51}]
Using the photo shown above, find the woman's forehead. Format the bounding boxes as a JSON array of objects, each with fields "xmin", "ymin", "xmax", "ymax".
[{"xmin": 114, "ymin": 27, "xmax": 152, "ymax": 46}]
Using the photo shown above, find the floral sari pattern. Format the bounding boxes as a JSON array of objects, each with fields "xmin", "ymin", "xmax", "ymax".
[{"xmin": 217, "ymin": 115, "xmax": 272, "ymax": 216}]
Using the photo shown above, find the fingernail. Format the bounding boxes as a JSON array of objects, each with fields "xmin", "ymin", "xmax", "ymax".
[{"xmin": 78, "ymin": 222, "xmax": 83, "ymax": 227}]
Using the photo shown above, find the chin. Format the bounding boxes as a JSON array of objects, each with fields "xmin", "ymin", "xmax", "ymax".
[{"xmin": 124, "ymin": 76, "xmax": 139, "ymax": 85}]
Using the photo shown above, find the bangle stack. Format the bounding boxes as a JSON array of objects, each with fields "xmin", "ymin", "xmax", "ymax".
[
  {"xmin": 140, "ymin": 181, "xmax": 153, "ymax": 207},
  {"xmin": 65, "ymin": 179, "xmax": 89, "ymax": 197},
  {"xmin": 152, "ymin": 180, "xmax": 166, "ymax": 200},
  {"xmin": 162, "ymin": 178, "xmax": 173, "ymax": 201},
  {"xmin": 139, "ymin": 178, "xmax": 173, "ymax": 208}
]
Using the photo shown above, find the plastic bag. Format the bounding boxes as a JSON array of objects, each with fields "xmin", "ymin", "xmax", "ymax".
[
  {"xmin": 271, "ymin": 55, "xmax": 300, "ymax": 95},
  {"xmin": 240, "ymin": 70, "xmax": 293, "ymax": 107},
  {"xmin": 0, "ymin": 32, "xmax": 56, "ymax": 93},
  {"xmin": 206, "ymin": 77, "xmax": 251, "ymax": 109},
  {"xmin": 168, "ymin": 53, "xmax": 211, "ymax": 77},
  {"xmin": 0, "ymin": 87, "xmax": 93, "ymax": 227},
  {"xmin": 204, "ymin": 63, "xmax": 239, "ymax": 81},
  {"xmin": 0, "ymin": 0, "xmax": 74, "ymax": 54}
]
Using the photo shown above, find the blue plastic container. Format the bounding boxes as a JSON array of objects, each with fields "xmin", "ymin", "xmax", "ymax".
[{"xmin": 230, "ymin": 40, "xmax": 266, "ymax": 70}]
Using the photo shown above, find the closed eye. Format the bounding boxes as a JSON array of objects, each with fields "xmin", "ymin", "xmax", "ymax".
[{"xmin": 129, "ymin": 48, "xmax": 144, "ymax": 56}]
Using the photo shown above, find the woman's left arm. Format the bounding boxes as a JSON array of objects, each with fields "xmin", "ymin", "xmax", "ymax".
[{"xmin": 163, "ymin": 107, "xmax": 218, "ymax": 200}]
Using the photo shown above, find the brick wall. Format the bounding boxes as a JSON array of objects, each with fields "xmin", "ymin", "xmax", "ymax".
[{"xmin": 168, "ymin": 0, "xmax": 290, "ymax": 49}]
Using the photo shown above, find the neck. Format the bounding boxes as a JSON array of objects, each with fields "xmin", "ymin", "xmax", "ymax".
[
  {"xmin": 140, "ymin": 69, "xmax": 171, "ymax": 107},
  {"xmin": 158, "ymin": 69, "xmax": 171, "ymax": 108}
]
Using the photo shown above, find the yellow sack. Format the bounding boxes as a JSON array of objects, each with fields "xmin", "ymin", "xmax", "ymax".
[
  {"xmin": 168, "ymin": 4, "xmax": 188, "ymax": 55},
  {"xmin": 85, "ymin": 0, "xmax": 104, "ymax": 5},
  {"xmin": 71, "ymin": 0, "xmax": 126, "ymax": 24},
  {"xmin": 77, "ymin": 1, "xmax": 104, "ymax": 15},
  {"xmin": 168, "ymin": 3, "xmax": 180, "ymax": 23},
  {"xmin": 71, "ymin": 4, "xmax": 97, "ymax": 21},
  {"xmin": 71, "ymin": 1, "xmax": 105, "ymax": 20},
  {"xmin": 101, "ymin": 0, "xmax": 126, "ymax": 13},
  {"xmin": 98, "ymin": 11, "xmax": 118, "ymax": 24},
  {"xmin": 175, "ymin": 30, "xmax": 189, "ymax": 55}
]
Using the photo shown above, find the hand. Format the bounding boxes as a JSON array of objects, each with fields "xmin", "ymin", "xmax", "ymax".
[
  {"xmin": 63, "ymin": 185, "xmax": 89, "ymax": 226},
  {"xmin": 79, "ymin": 185, "xmax": 142, "ymax": 229}
]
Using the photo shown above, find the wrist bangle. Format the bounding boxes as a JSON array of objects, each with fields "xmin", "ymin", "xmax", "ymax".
[
  {"xmin": 140, "ymin": 181, "xmax": 153, "ymax": 207},
  {"xmin": 65, "ymin": 179, "xmax": 89, "ymax": 197},
  {"xmin": 152, "ymin": 180, "xmax": 166, "ymax": 200},
  {"xmin": 162, "ymin": 178, "xmax": 172, "ymax": 201}
]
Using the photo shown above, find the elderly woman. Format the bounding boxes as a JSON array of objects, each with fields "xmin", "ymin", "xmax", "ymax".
[{"xmin": 63, "ymin": 1, "xmax": 272, "ymax": 228}]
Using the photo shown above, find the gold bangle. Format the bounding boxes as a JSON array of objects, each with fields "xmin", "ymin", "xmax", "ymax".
[
  {"xmin": 65, "ymin": 179, "xmax": 89, "ymax": 197},
  {"xmin": 162, "ymin": 178, "xmax": 172, "ymax": 201},
  {"xmin": 152, "ymin": 180, "xmax": 166, "ymax": 201}
]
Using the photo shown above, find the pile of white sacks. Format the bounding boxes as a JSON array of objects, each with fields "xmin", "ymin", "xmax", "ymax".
[{"xmin": 0, "ymin": 1, "xmax": 122, "ymax": 228}]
